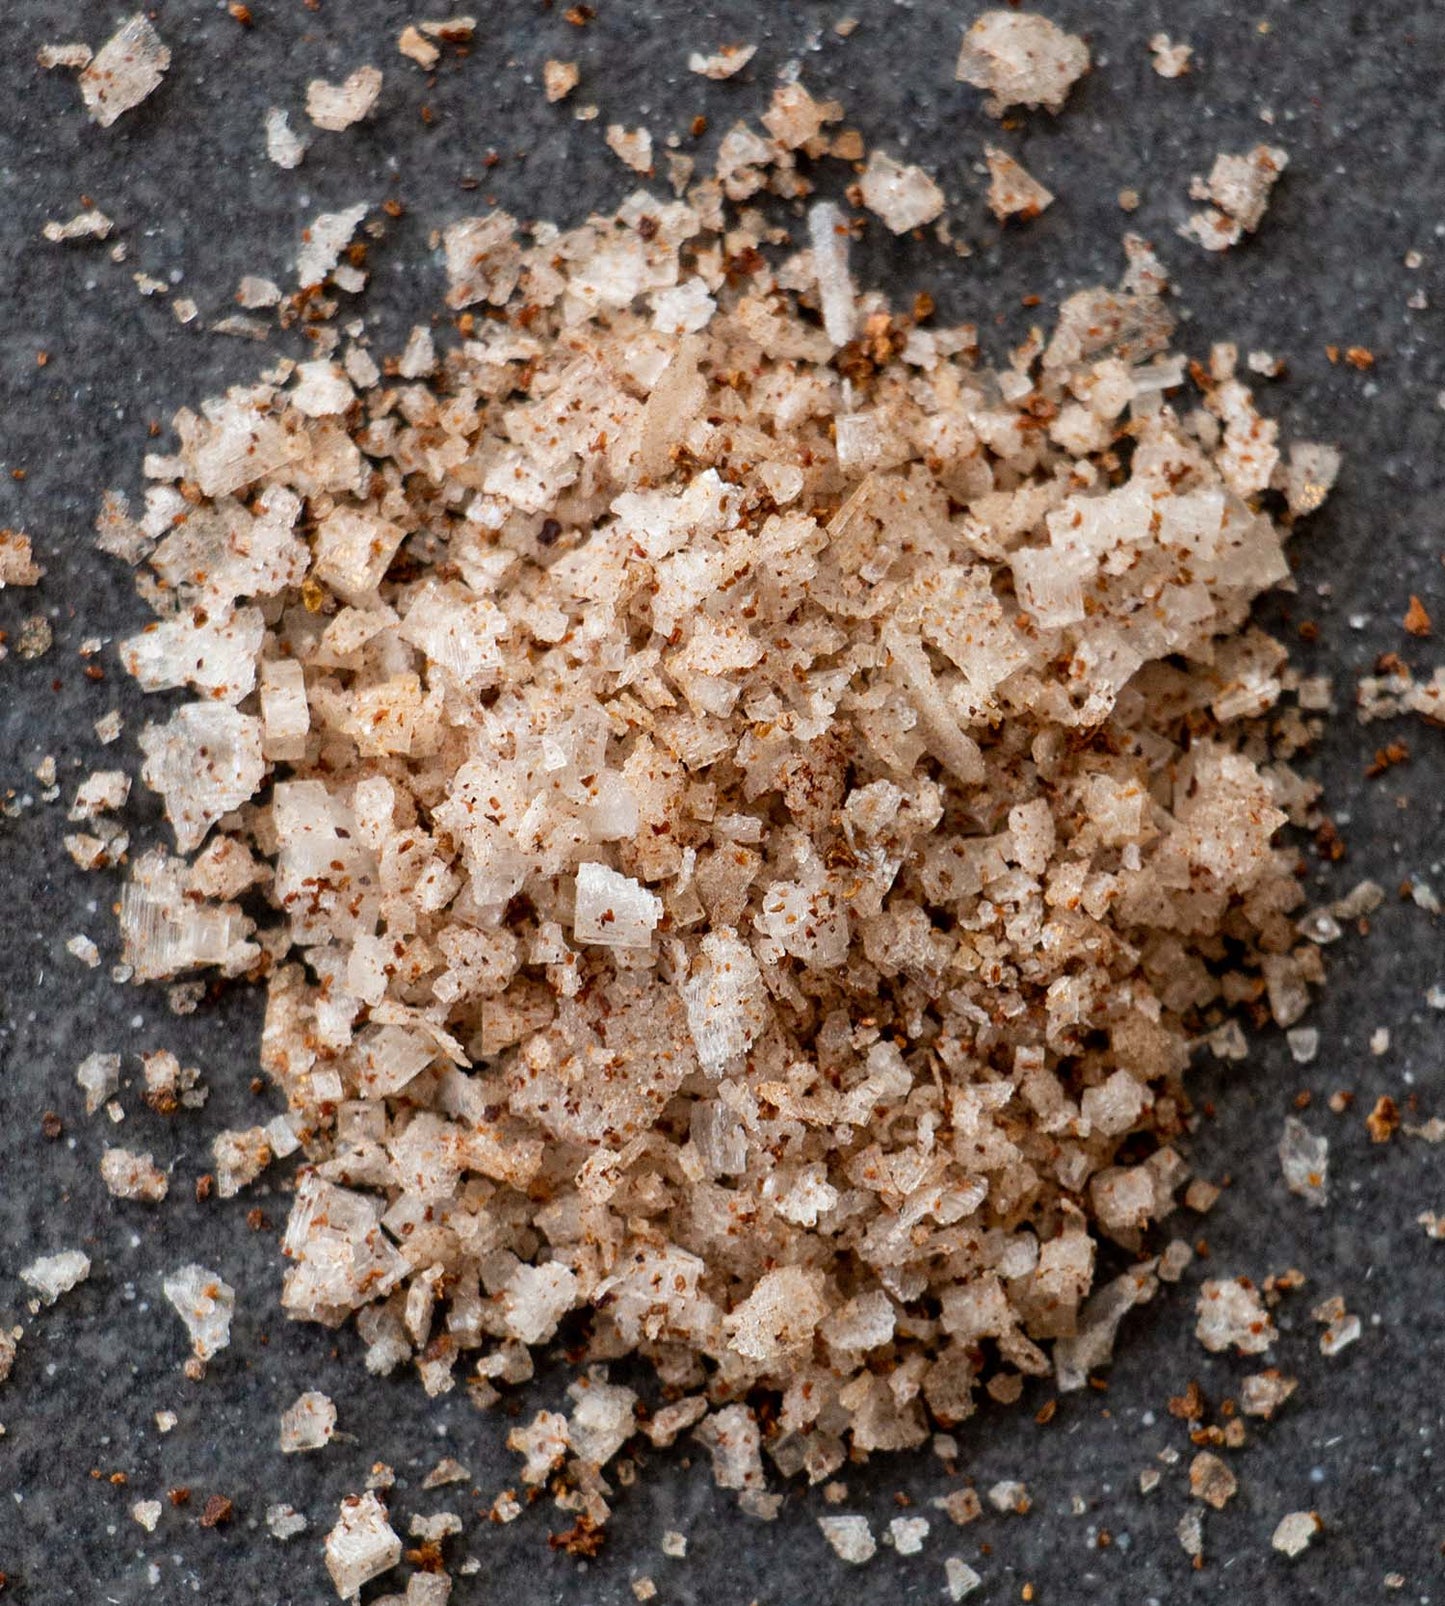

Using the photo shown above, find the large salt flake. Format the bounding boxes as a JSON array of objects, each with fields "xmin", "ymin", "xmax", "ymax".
[
  {"xmin": 162, "ymin": 1263, "xmax": 235, "ymax": 1361},
  {"xmin": 139, "ymin": 704, "xmax": 265, "ymax": 854},
  {"xmin": 681, "ymin": 929, "xmax": 770, "ymax": 1076}
]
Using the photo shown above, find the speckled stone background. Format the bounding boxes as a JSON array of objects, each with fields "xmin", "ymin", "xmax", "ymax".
[{"xmin": 1, "ymin": 2, "xmax": 1443, "ymax": 1602}]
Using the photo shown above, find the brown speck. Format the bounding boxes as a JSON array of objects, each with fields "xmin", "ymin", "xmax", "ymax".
[
  {"xmin": 1404, "ymin": 594, "xmax": 1433, "ymax": 637},
  {"xmin": 199, "ymin": 1494, "xmax": 234, "ymax": 1528}
]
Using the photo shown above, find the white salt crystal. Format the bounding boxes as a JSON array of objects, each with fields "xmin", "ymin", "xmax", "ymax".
[
  {"xmin": 1195, "ymin": 1278, "xmax": 1276, "ymax": 1355},
  {"xmin": 605, "ymin": 124, "xmax": 653, "ymax": 174},
  {"xmin": 264, "ymin": 107, "xmax": 307, "ymax": 169},
  {"xmin": 280, "ymin": 1390, "xmax": 338, "ymax": 1452},
  {"xmin": 76, "ymin": 1052, "xmax": 121, "ymax": 1114},
  {"xmin": 291, "ymin": 361, "xmax": 356, "ymax": 418},
  {"xmin": 1149, "ymin": 33, "xmax": 1193, "ymax": 77},
  {"xmin": 818, "ymin": 1513, "xmax": 876, "ymax": 1564},
  {"xmin": 956, "ymin": 11, "xmax": 1090, "ymax": 115},
  {"xmin": 858, "ymin": 151, "xmax": 945, "ymax": 235},
  {"xmin": 325, "ymin": 1491, "xmax": 401, "ymax": 1598},
  {"xmin": 807, "ymin": 202, "xmax": 856, "ymax": 347},
  {"xmin": 985, "ymin": 146, "xmax": 1054, "ymax": 221},
  {"xmin": 131, "ymin": 1499, "xmax": 162, "ymax": 1532},
  {"xmin": 100, "ymin": 1148, "xmax": 168, "ymax": 1202},
  {"xmin": 138, "ymin": 704, "xmax": 266, "ymax": 854},
  {"xmin": 573, "ymin": 863, "xmax": 662, "ymax": 949},
  {"xmin": 267, "ymin": 1502, "xmax": 309, "ymax": 1540},
  {"xmin": 661, "ymin": 1530, "xmax": 687, "ymax": 1556},
  {"xmin": 307, "ymin": 66, "xmax": 383, "ymax": 131},
  {"xmin": 21, "ymin": 1250, "xmax": 91, "ymax": 1305},
  {"xmin": 682, "ymin": 929, "xmax": 769, "ymax": 1076},
  {"xmin": 162, "ymin": 1264, "xmax": 235, "ymax": 1361},
  {"xmin": 1319, "ymin": 1312, "xmax": 1361, "ymax": 1357},
  {"xmin": 297, "ymin": 203, "xmax": 372, "ymax": 289},
  {"xmin": 1286, "ymin": 1027, "xmax": 1319, "ymax": 1064},
  {"xmin": 1278, "ymin": 1116, "xmax": 1328, "ymax": 1207},
  {"xmin": 688, "ymin": 44, "xmax": 757, "ymax": 79},
  {"xmin": 888, "ymin": 1515, "xmax": 929, "ymax": 1554},
  {"xmin": 1272, "ymin": 1511, "xmax": 1320, "ymax": 1557},
  {"xmin": 79, "ymin": 14, "xmax": 170, "ymax": 128},
  {"xmin": 42, "ymin": 210, "xmax": 114, "ymax": 244},
  {"xmin": 945, "ymin": 1558, "xmax": 983, "ymax": 1601}
]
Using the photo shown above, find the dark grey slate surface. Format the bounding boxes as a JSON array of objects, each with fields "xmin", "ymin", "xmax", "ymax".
[{"xmin": 0, "ymin": 2, "xmax": 1442, "ymax": 1602}]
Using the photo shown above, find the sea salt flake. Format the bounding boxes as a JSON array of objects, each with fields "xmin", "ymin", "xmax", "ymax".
[
  {"xmin": 267, "ymin": 1503, "xmax": 308, "ymax": 1540},
  {"xmin": 1278, "ymin": 1116, "xmax": 1328, "ymax": 1207},
  {"xmin": 945, "ymin": 1558, "xmax": 983, "ymax": 1601},
  {"xmin": 858, "ymin": 151, "xmax": 945, "ymax": 234},
  {"xmin": 307, "ymin": 66, "xmax": 383, "ymax": 132},
  {"xmin": 574, "ymin": 863, "xmax": 662, "ymax": 949},
  {"xmin": 1149, "ymin": 33, "xmax": 1193, "ymax": 77},
  {"xmin": 264, "ymin": 107, "xmax": 307, "ymax": 169},
  {"xmin": 280, "ymin": 1390, "xmax": 338, "ymax": 1452},
  {"xmin": 42, "ymin": 210, "xmax": 114, "ymax": 244},
  {"xmin": 297, "ymin": 203, "xmax": 372, "ymax": 288},
  {"xmin": 985, "ymin": 146, "xmax": 1054, "ymax": 221},
  {"xmin": 543, "ymin": 60, "xmax": 580, "ymax": 101},
  {"xmin": 605, "ymin": 125, "xmax": 654, "ymax": 174},
  {"xmin": 325, "ymin": 1491, "xmax": 402, "ymax": 1599},
  {"xmin": 162, "ymin": 1264, "xmax": 235, "ymax": 1361},
  {"xmin": 100, "ymin": 1148, "xmax": 168, "ymax": 1202},
  {"xmin": 888, "ymin": 1515, "xmax": 929, "ymax": 1553},
  {"xmin": 688, "ymin": 44, "xmax": 757, "ymax": 79},
  {"xmin": 1195, "ymin": 1278, "xmax": 1276, "ymax": 1355},
  {"xmin": 21, "ymin": 1250, "xmax": 91, "ymax": 1305},
  {"xmin": 132, "ymin": 1499, "xmax": 162, "ymax": 1532},
  {"xmin": 1272, "ymin": 1510, "xmax": 1321, "ymax": 1557},
  {"xmin": 818, "ymin": 1513, "xmax": 876, "ymax": 1564},
  {"xmin": 1189, "ymin": 1451, "xmax": 1237, "ymax": 1509},
  {"xmin": 79, "ymin": 14, "xmax": 170, "ymax": 128},
  {"xmin": 956, "ymin": 11, "xmax": 1090, "ymax": 115}
]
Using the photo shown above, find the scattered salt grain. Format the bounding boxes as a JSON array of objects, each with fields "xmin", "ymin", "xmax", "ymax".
[
  {"xmin": 1176, "ymin": 1508, "xmax": 1204, "ymax": 1561},
  {"xmin": 1418, "ymin": 1211, "xmax": 1445, "ymax": 1240},
  {"xmin": 325, "ymin": 1491, "xmax": 402, "ymax": 1599},
  {"xmin": 543, "ymin": 59, "xmax": 580, "ymax": 102},
  {"xmin": 100, "ymin": 1147, "xmax": 168, "ymax": 1202},
  {"xmin": 1272, "ymin": 1510, "xmax": 1321, "ymax": 1557},
  {"xmin": 79, "ymin": 14, "xmax": 170, "ymax": 128},
  {"xmin": 1196, "ymin": 1279, "xmax": 1277, "ymax": 1355},
  {"xmin": 987, "ymin": 1480, "xmax": 1030, "ymax": 1515},
  {"xmin": 956, "ymin": 11, "xmax": 1090, "ymax": 115},
  {"xmin": 20, "ymin": 1250, "xmax": 91, "ymax": 1305},
  {"xmin": 1148, "ymin": 33, "xmax": 1193, "ymax": 77},
  {"xmin": 296, "ymin": 203, "xmax": 372, "ymax": 288},
  {"xmin": 858, "ymin": 151, "xmax": 945, "ymax": 234},
  {"xmin": 75, "ymin": 1053, "xmax": 118, "ymax": 1117},
  {"xmin": 0, "ymin": 531, "xmax": 42, "ymax": 588},
  {"xmin": 889, "ymin": 1515, "xmax": 929, "ymax": 1553},
  {"xmin": 307, "ymin": 66, "xmax": 383, "ymax": 132},
  {"xmin": 422, "ymin": 1457, "xmax": 470, "ymax": 1490},
  {"xmin": 984, "ymin": 146, "xmax": 1054, "ymax": 222},
  {"xmin": 1239, "ymin": 1370, "xmax": 1297, "ymax": 1419},
  {"xmin": 605, "ymin": 125, "xmax": 654, "ymax": 174},
  {"xmin": 661, "ymin": 1530, "xmax": 687, "ymax": 1557},
  {"xmin": 1181, "ymin": 146, "xmax": 1288, "ymax": 251},
  {"xmin": 688, "ymin": 45, "xmax": 758, "ymax": 79},
  {"xmin": 1189, "ymin": 1451, "xmax": 1237, "ymax": 1509},
  {"xmin": 162, "ymin": 1264, "xmax": 235, "ymax": 1362},
  {"xmin": 42, "ymin": 210, "xmax": 114, "ymax": 244},
  {"xmin": 264, "ymin": 107, "xmax": 307, "ymax": 169},
  {"xmin": 818, "ymin": 1513, "xmax": 876, "ymax": 1564},
  {"xmin": 132, "ymin": 1499, "xmax": 162, "ymax": 1532},
  {"xmin": 398, "ymin": 26, "xmax": 440, "ymax": 68},
  {"xmin": 267, "ymin": 1502, "xmax": 309, "ymax": 1540},
  {"xmin": 66, "ymin": 935, "xmax": 101, "ymax": 968},
  {"xmin": 280, "ymin": 1390, "xmax": 338, "ymax": 1453},
  {"xmin": 1279, "ymin": 1117, "xmax": 1328, "ymax": 1207},
  {"xmin": 38, "ymin": 42, "xmax": 93, "ymax": 70},
  {"xmin": 944, "ymin": 1558, "xmax": 983, "ymax": 1601}
]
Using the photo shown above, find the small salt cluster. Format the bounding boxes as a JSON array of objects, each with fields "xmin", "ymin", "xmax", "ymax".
[{"xmin": 104, "ymin": 78, "xmax": 1337, "ymax": 1523}]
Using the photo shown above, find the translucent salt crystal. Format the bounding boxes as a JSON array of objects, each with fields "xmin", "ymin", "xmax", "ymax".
[
  {"xmin": 682, "ymin": 929, "xmax": 770, "ymax": 1076},
  {"xmin": 1278, "ymin": 1116, "xmax": 1328, "ymax": 1207},
  {"xmin": 280, "ymin": 1390, "xmax": 338, "ymax": 1452},
  {"xmin": 858, "ymin": 152, "xmax": 945, "ymax": 235},
  {"xmin": 1238, "ymin": 1370, "xmax": 1297, "ymax": 1418},
  {"xmin": 889, "ymin": 1515, "xmax": 929, "ymax": 1554},
  {"xmin": 987, "ymin": 1480, "xmax": 1029, "ymax": 1514},
  {"xmin": 1285, "ymin": 1027, "xmax": 1319, "ymax": 1064},
  {"xmin": 1285, "ymin": 442, "xmax": 1341, "ymax": 517},
  {"xmin": 985, "ymin": 146, "xmax": 1054, "ymax": 221},
  {"xmin": 121, "ymin": 606, "xmax": 265, "ymax": 703},
  {"xmin": 573, "ymin": 863, "xmax": 662, "ymax": 949},
  {"xmin": 307, "ymin": 66, "xmax": 383, "ymax": 131},
  {"xmin": 1149, "ymin": 33, "xmax": 1193, "ymax": 77},
  {"xmin": 955, "ymin": 11, "xmax": 1090, "ymax": 114},
  {"xmin": 605, "ymin": 124, "xmax": 653, "ymax": 174},
  {"xmin": 21, "ymin": 1249, "xmax": 91, "ymax": 1305},
  {"xmin": 69, "ymin": 770, "xmax": 131, "ymax": 820},
  {"xmin": 566, "ymin": 1375, "xmax": 638, "ymax": 1465},
  {"xmin": 296, "ymin": 203, "xmax": 372, "ymax": 289},
  {"xmin": 0, "ymin": 529, "xmax": 42, "ymax": 587},
  {"xmin": 1080, "ymin": 1069, "xmax": 1146, "ymax": 1136},
  {"xmin": 260, "ymin": 658, "xmax": 310, "ymax": 763},
  {"xmin": 499, "ymin": 1261, "xmax": 579, "ymax": 1344},
  {"xmin": 688, "ymin": 44, "xmax": 757, "ymax": 79},
  {"xmin": 695, "ymin": 1403, "xmax": 765, "ymax": 1490},
  {"xmin": 507, "ymin": 1410, "xmax": 570, "ymax": 1484},
  {"xmin": 1195, "ymin": 1278, "xmax": 1276, "ymax": 1354},
  {"xmin": 291, "ymin": 360, "xmax": 356, "ymax": 418},
  {"xmin": 267, "ymin": 1503, "xmax": 308, "ymax": 1540},
  {"xmin": 807, "ymin": 202, "xmax": 856, "ymax": 347},
  {"xmin": 325, "ymin": 1491, "xmax": 401, "ymax": 1599},
  {"xmin": 100, "ymin": 1148, "xmax": 168, "ymax": 1202},
  {"xmin": 76, "ymin": 1051, "xmax": 121, "ymax": 1114},
  {"xmin": 1319, "ymin": 1312, "xmax": 1361, "ymax": 1356},
  {"xmin": 1189, "ymin": 1451, "xmax": 1237, "ymax": 1509},
  {"xmin": 442, "ymin": 213, "xmax": 521, "ymax": 309},
  {"xmin": 139, "ymin": 704, "xmax": 265, "ymax": 854},
  {"xmin": 79, "ymin": 14, "xmax": 170, "ymax": 128},
  {"xmin": 1181, "ymin": 146, "xmax": 1288, "ymax": 251},
  {"xmin": 264, "ymin": 106, "xmax": 306, "ymax": 168},
  {"xmin": 163, "ymin": 1264, "xmax": 235, "ymax": 1361},
  {"xmin": 42, "ymin": 209, "xmax": 114, "ymax": 243},
  {"xmin": 818, "ymin": 1514, "xmax": 876, "ymax": 1564},
  {"xmin": 1176, "ymin": 1508, "xmax": 1204, "ymax": 1560},
  {"xmin": 724, "ymin": 1267, "xmax": 828, "ymax": 1364},
  {"xmin": 1054, "ymin": 1262, "xmax": 1158, "ymax": 1389},
  {"xmin": 945, "ymin": 1558, "xmax": 983, "ymax": 1601},
  {"xmin": 312, "ymin": 507, "xmax": 405, "ymax": 605},
  {"xmin": 398, "ymin": 326, "xmax": 436, "ymax": 379},
  {"xmin": 1272, "ymin": 1511, "xmax": 1320, "ymax": 1557}
]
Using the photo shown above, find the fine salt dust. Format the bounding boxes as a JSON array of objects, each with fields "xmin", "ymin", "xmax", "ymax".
[{"xmin": 99, "ymin": 74, "xmax": 1343, "ymax": 1534}]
